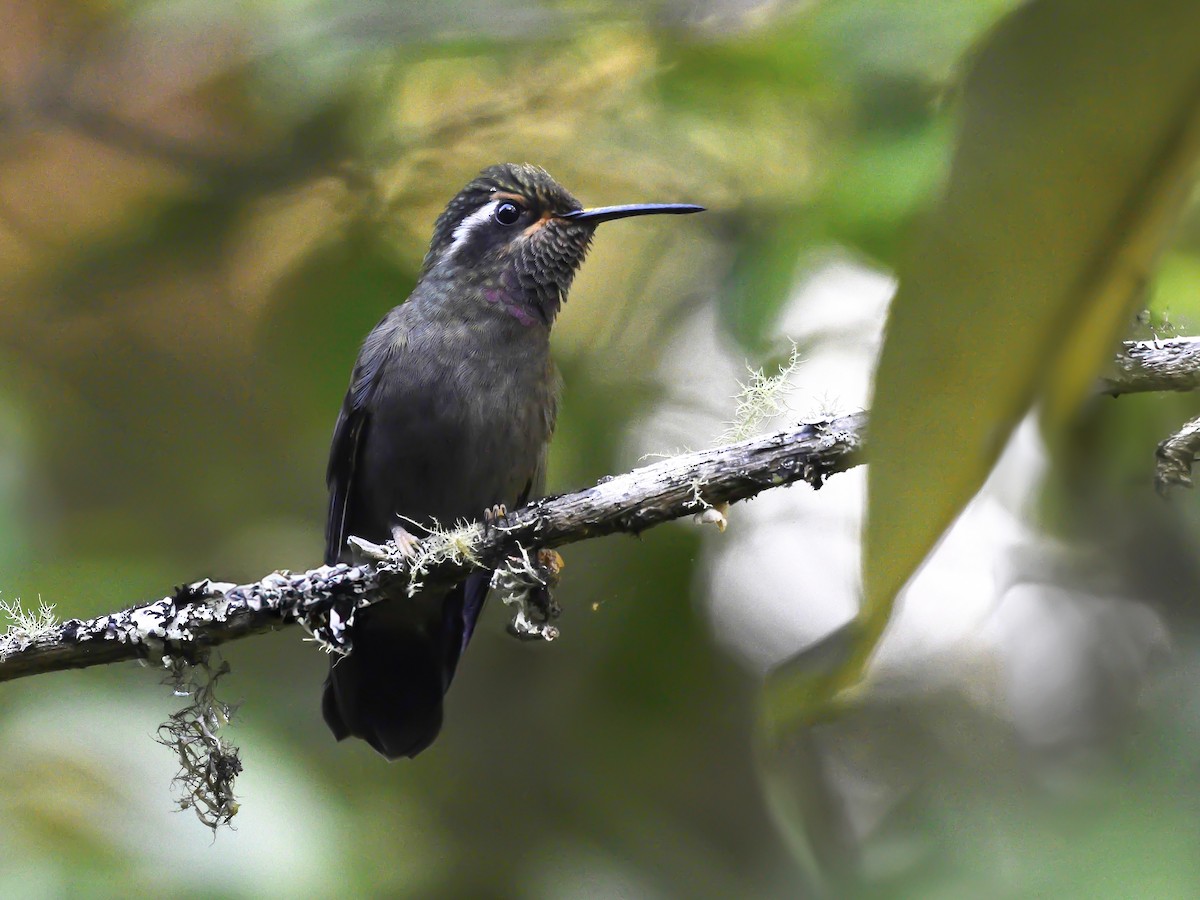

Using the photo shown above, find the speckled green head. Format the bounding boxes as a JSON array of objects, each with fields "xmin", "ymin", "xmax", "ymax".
[{"xmin": 421, "ymin": 163, "xmax": 703, "ymax": 325}]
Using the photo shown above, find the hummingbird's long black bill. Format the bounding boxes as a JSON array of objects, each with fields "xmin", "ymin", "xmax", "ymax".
[{"xmin": 558, "ymin": 203, "xmax": 705, "ymax": 224}]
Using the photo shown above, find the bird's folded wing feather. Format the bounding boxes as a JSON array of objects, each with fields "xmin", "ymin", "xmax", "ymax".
[
  {"xmin": 324, "ymin": 320, "xmax": 400, "ymax": 566},
  {"xmin": 324, "ymin": 403, "xmax": 367, "ymax": 566}
]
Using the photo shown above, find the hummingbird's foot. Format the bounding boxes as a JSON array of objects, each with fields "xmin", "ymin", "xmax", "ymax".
[
  {"xmin": 389, "ymin": 524, "xmax": 422, "ymax": 558},
  {"xmin": 483, "ymin": 503, "xmax": 509, "ymax": 531},
  {"xmin": 344, "ymin": 526, "xmax": 422, "ymax": 564}
]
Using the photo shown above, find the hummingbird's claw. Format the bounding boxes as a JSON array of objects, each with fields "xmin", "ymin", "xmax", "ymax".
[
  {"xmin": 389, "ymin": 525, "xmax": 421, "ymax": 558},
  {"xmin": 346, "ymin": 527, "xmax": 421, "ymax": 564}
]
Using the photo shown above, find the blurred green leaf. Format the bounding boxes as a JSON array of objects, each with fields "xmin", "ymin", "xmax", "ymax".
[
  {"xmin": 1147, "ymin": 251, "xmax": 1200, "ymax": 329},
  {"xmin": 262, "ymin": 223, "xmax": 418, "ymax": 417},
  {"xmin": 13, "ymin": 0, "xmax": 1200, "ymax": 891},
  {"xmin": 658, "ymin": 17, "xmax": 825, "ymax": 113},
  {"xmin": 719, "ymin": 209, "xmax": 813, "ymax": 348},
  {"xmin": 845, "ymin": 0, "xmax": 1200, "ymax": 700},
  {"xmin": 820, "ymin": 121, "xmax": 949, "ymax": 263},
  {"xmin": 813, "ymin": 0, "xmax": 1017, "ymax": 89}
]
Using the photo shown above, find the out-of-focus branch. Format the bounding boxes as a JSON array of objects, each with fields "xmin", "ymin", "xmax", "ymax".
[
  {"xmin": 1104, "ymin": 339, "xmax": 1200, "ymax": 492},
  {"xmin": 0, "ymin": 414, "xmax": 867, "ymax": 683},
  {"xmin": 1103, "ymin": 337, "xmax": 1200, "ymax": 394},
  {"xmin": 1156, "ymin": 413, "xmax": 1200, "ymax": 494}
]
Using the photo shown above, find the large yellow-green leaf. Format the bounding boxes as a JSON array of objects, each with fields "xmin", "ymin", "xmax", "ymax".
[
  {"xmin": 861, "ymin": 0, "xmax": 1200, "ymax": 667},
  {"xmin": 764, "ymin": 0, "xmax": 1200, "ymax": 735}
]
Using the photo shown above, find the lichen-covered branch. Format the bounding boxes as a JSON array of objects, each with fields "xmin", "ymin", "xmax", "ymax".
[
  {"xmin": 1103, "ymin": 337, "xmax": 1200, "ymax": 394},
  {"xmin": 0, "ymin": 413, "xmax": 867, "ymax": 684},
  {"xmin": 1156, "ymin": 413, "xmax": 1200, "ymax": 494},
  {"xmin": 1104, "ymin": 339, "xmax": 1200, "ymax": 490},
  {"xmin": 3, "ymin": 335, "xmax": 1200, "ymax": 685}
]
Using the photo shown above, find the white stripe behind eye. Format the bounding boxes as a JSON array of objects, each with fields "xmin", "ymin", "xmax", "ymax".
[{"xmin": 446, "ymin": 199, "xmax": 499, "ymax": 261}]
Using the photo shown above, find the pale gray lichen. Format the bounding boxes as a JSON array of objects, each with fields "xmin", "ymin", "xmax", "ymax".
[
  {"xmin": 245, "ymin": 563, "xmax": 379, "ymax": 657},
  {"xmin": 0, "ymin": 565, "xmax": 381, "ymax": 672},
  {"xmin": 157, "ymin": 655, "xmax": 241, "ymax": 833},
  {"xmin": 721, "ymin": 343, "xmax": 802, "ymax": 443},
  {"xmin": 491, "ymin": 545, "xmax": 562, "ymax": 642},
  {"xmin": 349, "ymin": 520, "xmax": 486, "ymax": 599},
  {"xmin": 406, "ymin": 520, "xmax": 484, "ymax": 596},
  {"xmin": 0, "ymin": 596, "xmax": 58, "ymax": 656},
  {"xmin": 688, "ymin": 480, "xmax": 714, "ymax": 512}
]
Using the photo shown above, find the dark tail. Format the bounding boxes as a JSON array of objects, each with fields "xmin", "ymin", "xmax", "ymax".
[{"xmin": 322, "ymin": 571, "xmax": 491, "ymax": 759}]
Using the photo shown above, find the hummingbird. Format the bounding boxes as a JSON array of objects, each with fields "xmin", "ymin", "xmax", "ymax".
[{"xmin": 322, "ymin": 163, "xmax": 702, "ymax": 759}]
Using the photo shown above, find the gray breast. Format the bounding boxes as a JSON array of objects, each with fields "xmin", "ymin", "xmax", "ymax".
[{"xmin": 353, "ymin": 310, "xmax": 556, "ymax": 536}]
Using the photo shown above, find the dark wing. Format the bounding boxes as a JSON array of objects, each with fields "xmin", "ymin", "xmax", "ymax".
[
  {"xmin": 324, "ymin": 318, "xmax": 399, "ymax": 565},
  {"xmin": 323, "ymin": 402, "xmax": 367, "ymax": 565}
]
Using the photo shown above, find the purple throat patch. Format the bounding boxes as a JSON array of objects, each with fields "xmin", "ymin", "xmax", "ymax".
[{"xmin": 485, "ymin": 288, "xmax": 538, "ymax": 327}]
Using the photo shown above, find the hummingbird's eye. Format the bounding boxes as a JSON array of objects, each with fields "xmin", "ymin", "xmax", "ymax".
[{"xmin": 494, "ymin": 201, "xmax": 522, "ymax": 226}]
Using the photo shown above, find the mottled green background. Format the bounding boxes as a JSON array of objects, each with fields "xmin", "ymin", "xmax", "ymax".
[{"xmin": 4, "ymin": 1, "xmax": 1200, "ymax": 896}]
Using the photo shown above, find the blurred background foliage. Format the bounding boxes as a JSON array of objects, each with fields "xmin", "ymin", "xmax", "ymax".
[{"xmin": 3, "ymin": 0, "xmax": 1200, "ymax": 896}]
